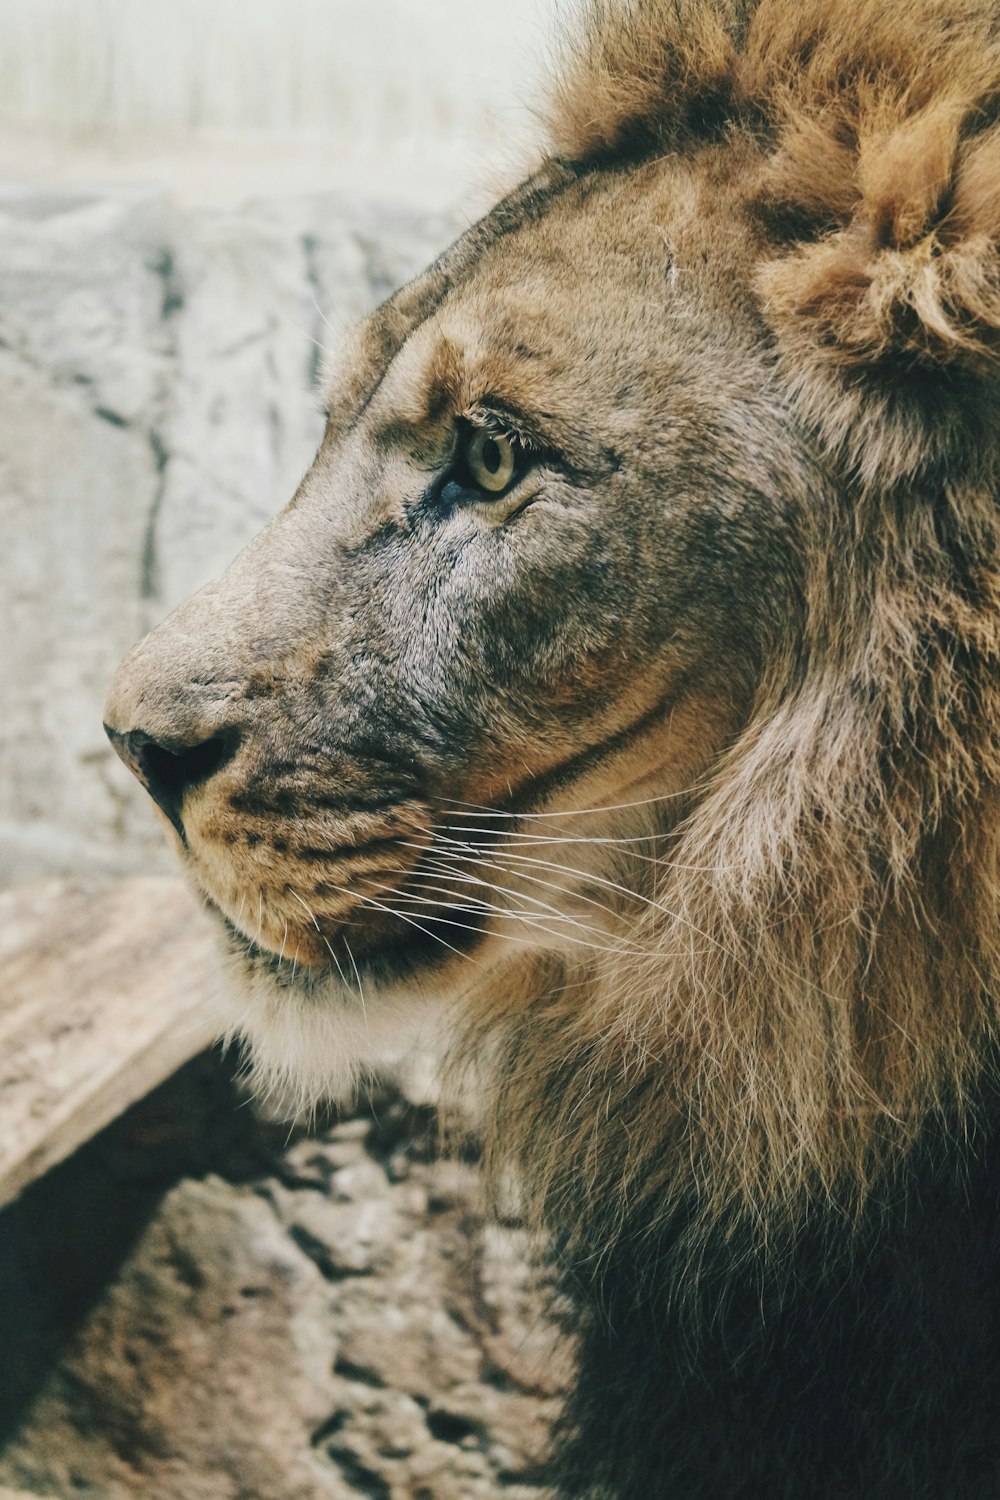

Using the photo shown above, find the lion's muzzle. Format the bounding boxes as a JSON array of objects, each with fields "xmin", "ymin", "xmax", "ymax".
[{"xmin": 101, "ymin": 558, "xmax": 445, "ymax": 973}]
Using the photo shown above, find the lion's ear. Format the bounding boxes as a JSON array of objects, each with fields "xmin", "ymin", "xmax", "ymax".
[{"xmin": 758, "ymin": 102, "xmax": 1000, "ymax": 380}]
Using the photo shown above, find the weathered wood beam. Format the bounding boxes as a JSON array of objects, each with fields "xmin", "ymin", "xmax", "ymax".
[{"xmin": 0, "ymin": 877, "xmax": 222, "ymax": 1209}]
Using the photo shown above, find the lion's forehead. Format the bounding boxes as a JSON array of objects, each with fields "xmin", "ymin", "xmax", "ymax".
[{"xmin": 327, "ymin": 163, "xmax": 720, "ymax": 456}]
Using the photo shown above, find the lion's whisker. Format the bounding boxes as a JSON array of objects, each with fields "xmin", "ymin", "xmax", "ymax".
[
  {"xmin": 303, "ymin": 874, "xmax": 481, "ymax": 968},
  {"xmin": 288, "ymin": 888, "xmax": 354, "ymax": 992},
  {"xmin": 390, "ymin": 834, "xmax": 725, "ymax": 969},
  {"xmin": 436, "ymin": 821, "xmax": 668, "ymax": 846},
  {"xmin": 276, "ymin": 309, "xmax": 338, "ymax": 361},
  {"xmin": 409, "ymin": 861, "xmax": 626, "ymax": 948},
  {"xmin": 399, "ymin": 871, "xmax": 633, "ymax": 953},
  {"xmin": 401, "ymin": 838, "xmax": 631, "ymax": 929},
  {"xmin": 475, "ymin": 847, "xmax": 680, "ymax": 916},
  {"xmin": 365, "ymin": 878, "xmax": 630, "ymax": 958},
  {"xmin": 431, "ymin": 819, "xmax": 728, "ymax": 874},
  {"xmin": 343, "ymin": 936, "xmax": 369, "ymax": 1028},
  {"xmin": 408, "ymin": 842, "xmax": 648, "ymax": 945},
  {"xmin": 416, "ymin": 848, "xmax": 627, "ymax": 933},
  {"xmin": 434, "ymin": 783, "xmax": 714, "ymax": 821},
  {"xmin": 474, "ymin": 847, "xmax": 741, "ymax": 965}
]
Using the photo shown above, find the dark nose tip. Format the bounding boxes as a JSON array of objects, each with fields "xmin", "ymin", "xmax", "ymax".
[{"xmin": 104, "ymin": 726, "xmax": 239, "ymax": 840}]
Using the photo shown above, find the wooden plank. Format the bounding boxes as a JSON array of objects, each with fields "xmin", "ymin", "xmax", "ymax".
[{"xmin": 0, "ymin": 877, "xmax": 221, "ymax": 1209}]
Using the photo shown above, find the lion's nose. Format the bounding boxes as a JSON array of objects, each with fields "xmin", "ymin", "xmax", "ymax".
[{"xmin": 104, "ymin": 725, "xmax": 239, "ymax": 839}]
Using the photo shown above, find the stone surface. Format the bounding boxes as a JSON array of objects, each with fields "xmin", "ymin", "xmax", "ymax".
[
  {"xmin": 0, "ymin": 190, "xmax": 458, "ymax": 884},
  {"xmin": 0, "ymin": 1079, "xmax": 571, "ymax": 1499}
]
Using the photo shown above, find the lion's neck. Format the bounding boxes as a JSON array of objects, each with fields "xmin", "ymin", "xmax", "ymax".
[{"xmin": 553, "ymin": 1077, "xmax": 1000, "ymax": 1499}]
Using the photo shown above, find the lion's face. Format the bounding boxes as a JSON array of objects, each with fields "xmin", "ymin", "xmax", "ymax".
[
  {"xmin": 105, "ymin": 156, "xmax": 807, "ymax": 1081},
  {"xmin": 104, "ymin": 0, "xmax": 1000, "ymax": 1256}
]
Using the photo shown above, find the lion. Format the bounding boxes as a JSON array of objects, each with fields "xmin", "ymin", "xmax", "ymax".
[{"xmin": 104, "ymin": 1, "xmax": 1000, "ymax": 1494}]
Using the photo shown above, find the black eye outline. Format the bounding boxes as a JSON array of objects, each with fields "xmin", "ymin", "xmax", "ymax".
[{"xmin": 453, "ymin": 419, "xmax": 531, "ymax": 498}]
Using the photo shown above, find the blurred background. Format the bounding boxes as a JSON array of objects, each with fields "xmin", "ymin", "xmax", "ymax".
[
  {"xmin": 0, "ymin": 0, "xmax": 554, "ymax": 207},
  {"xmin": 0, "ymin": 8, "xmax": 573, "ymax": 1499}
]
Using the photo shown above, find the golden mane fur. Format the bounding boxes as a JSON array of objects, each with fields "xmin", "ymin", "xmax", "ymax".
[
  {"xmin": 549, "ymin": 1, "xmax": 1000, "ymax": 471},
  {"xmin": 454, "ymin": 0, "xmax": 1000, "ymax": 1267}
]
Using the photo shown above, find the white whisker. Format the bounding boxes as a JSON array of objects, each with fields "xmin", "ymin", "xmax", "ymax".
[
  {"xmin": 288, "ymin": 888, "xmax": 353, "ymax": 991},
  {"xmin": 302, "ymin": 874, "xmax": 480, "ymax": 967},
  {"xmin": 406, "ymin": 837, "xmax": 727, "ymax": 965},
  {"xmin": 409, "ymin": 860, "xmax": 628, "ymax": 948},
  {"xmin": 400, "ymin": 838, "xmax": 626, "ymax": 928},
  {"xmin": 343, "ymin": 936, "xmax": 368, "ymax": 1026},
  {"xmin": 431, "ymin": 819, "xmax": 726, "ymax": 873},
  {"xmin": 395, "ymin": 873, "xmax": 635, "ymax": 954},
  {"xmin": 435, "ymin": 783, "xmax": 712, "ymax": 821},
  {"xmin": 366, "ymin": 877, "xmax": 625, "ymax": 957}
]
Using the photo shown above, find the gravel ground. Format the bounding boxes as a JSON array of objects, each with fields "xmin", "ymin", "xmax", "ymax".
[{"xmin": 0, "ymin": 1055, "xmax": 572, "ymax": 1500}]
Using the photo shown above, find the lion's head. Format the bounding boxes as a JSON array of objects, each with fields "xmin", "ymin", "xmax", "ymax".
[{"xmin": 106, "ymin": 0, "xmax": 1000, "ymax": 1263}]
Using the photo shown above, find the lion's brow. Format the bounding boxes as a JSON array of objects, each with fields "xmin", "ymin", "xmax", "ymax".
[{"xmin": 322, "ymin": 160, "xmax": 582, "ymax": 444}]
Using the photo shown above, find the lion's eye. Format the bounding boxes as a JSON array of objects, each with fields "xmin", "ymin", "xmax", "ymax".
[{"xmin": 464, "ymin": 427, "xmax": 518, "ymax": 494}]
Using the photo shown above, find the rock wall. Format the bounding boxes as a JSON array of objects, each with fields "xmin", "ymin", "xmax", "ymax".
[{"xmin": 0, "ymin": 190, "xmax": 457, "ymax": 883}]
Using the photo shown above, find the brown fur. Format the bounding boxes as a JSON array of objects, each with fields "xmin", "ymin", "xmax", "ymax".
[
  {"xmin": 549, "ymin": 0, "xmax": 1000, "ymax": 479},
  {"xmin": 104, "ymin": 2, "xmax": 1000, "ymax": 1492},
  {"xmin": 455, "ymin": 0, "xmax": 1000, "ymax": 1267}
]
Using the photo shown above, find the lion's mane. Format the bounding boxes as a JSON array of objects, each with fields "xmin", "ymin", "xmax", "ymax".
[
  {"xmin": 452, "ymin": 7, "xmax": 1000, "ymax": 1490},
  {"xmin": 466, "ymin": 0, "xmax": 1000, "ymax": 1259}
]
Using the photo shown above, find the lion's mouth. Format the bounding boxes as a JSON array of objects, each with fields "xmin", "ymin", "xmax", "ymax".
[
  {"xmin": 211, "ymin": 888, "xmax": 488, "ymax": 990},
  {"xmin": 182, "ymin": 788, "xmax": 526, "ymax": 992}
]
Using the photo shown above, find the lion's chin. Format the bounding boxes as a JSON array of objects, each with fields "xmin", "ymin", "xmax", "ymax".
[{"xmin": 209, "ymin": 938, "xmax": 438, "ymax": 1116}]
